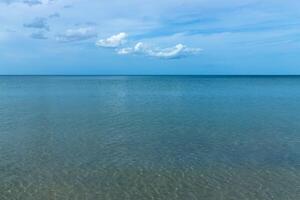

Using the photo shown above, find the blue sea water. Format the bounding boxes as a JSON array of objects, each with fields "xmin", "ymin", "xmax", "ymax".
[{"xmin": 0, "ymin": 76, "xmax": 299, "ymax": 199}]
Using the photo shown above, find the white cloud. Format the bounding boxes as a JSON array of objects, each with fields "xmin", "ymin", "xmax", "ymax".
[
  {"xmin": 117, "ymin": 42, "xmax": 146, "ymax": 55},
  {"xmin": 149, "ymin": 44, "xmax": 201, "ymax": 59},
  {"xmin": 117, "ymin": 42, "xmax": 202, "ymax": 59},
  {"xmin": 117, "ymin": 47, "xmax": 133, "ymax": 55},
  {"xmin": 56, "ymin": 27, "xmax": 97, "ymax": 42},
  {"xmin": 96, "ymin": 32, "xmax": 127, "ymax": 48}
]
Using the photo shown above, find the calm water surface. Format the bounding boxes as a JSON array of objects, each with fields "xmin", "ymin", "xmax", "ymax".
[{"xmin": 0, "ymin": 76, "xmax": 299, "ymax": 200}]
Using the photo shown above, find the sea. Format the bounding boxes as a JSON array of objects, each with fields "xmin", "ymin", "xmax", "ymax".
[{"xmin": 0, "ymin": 76, "xmax": 299, "ymax": 199}]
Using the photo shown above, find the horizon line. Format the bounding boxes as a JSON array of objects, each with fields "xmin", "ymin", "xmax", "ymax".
[{"xmin": 1, "ymin": 74, "xmax": 300, "ymax": 76}]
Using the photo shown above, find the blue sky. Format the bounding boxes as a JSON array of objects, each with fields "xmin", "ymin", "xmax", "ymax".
[{"xmin": 0, "ymin": 0, "xmax": 299, "ymax": 74}]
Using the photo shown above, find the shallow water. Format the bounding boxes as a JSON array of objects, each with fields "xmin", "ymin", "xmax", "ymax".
[{"xmin": 0, "ymin": 76, "xmax": 299, "ymax": 200}]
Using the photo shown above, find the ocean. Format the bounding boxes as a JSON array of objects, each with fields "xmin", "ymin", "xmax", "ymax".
[{"xmin": 0, "ymin": 76, "xmax": 299, "ymax": 199}]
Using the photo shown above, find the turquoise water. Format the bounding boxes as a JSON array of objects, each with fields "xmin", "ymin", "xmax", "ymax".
[{"xmin": 0, "ymin": 76, "xmax": 299, "ymax": 200}]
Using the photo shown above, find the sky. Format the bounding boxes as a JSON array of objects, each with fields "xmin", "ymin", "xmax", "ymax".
[{"xmin": 0, "ymin": 0, "xmax": 299, "ymax": 75}]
